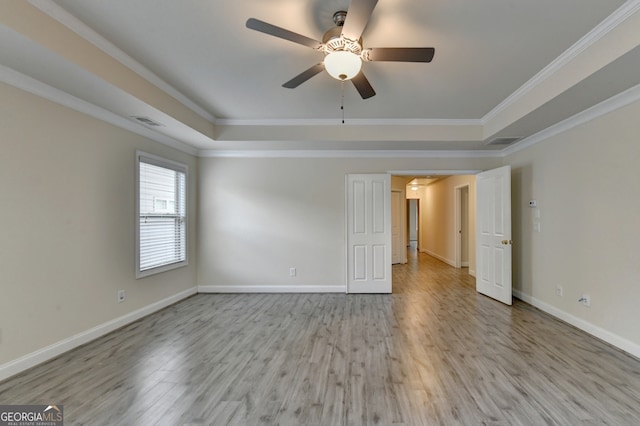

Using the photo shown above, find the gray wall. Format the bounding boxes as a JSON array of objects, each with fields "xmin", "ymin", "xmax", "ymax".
[
  {"xmin": 506, "ymin": 97, "xmax": 640, "ymax": 352},
  {"xmin": 0, "ymin": 83, "xmax": 198, "ymax": 369},
  {"xmin": 197, "ymin": 157, "xmax": 498, "ymax": 291}
]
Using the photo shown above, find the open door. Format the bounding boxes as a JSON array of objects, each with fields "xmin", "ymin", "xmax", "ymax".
[
  {"xmin": 347, "ymin": 174, "xmax": 392, "ymax": 293},
  {"xmin": 476, "ymin": 166, "xmax": 512, "ymax": 305}
]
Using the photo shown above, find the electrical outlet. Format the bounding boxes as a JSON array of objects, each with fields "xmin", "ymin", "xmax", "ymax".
[
  {"xmin": 579, "ymin": 294, "xmax": 590, "ymax": 307},
  {"xmin": 117, "ymin": 290, "xmax": 126, "ymax": 303},
  {"xmin": 289, "ymin": 267, "xmax": 296, "ymax": 277},
  {"xmin": 556, "ymin": 285, "xmax": 563, "ymax": 297}
]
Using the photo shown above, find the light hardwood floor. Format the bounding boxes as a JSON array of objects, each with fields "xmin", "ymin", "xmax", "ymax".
[{"xmin": 1, "ymin": 249, "xmax": 640, "ymax": 425}]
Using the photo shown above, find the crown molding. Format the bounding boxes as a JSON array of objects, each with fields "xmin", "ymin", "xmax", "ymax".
[
  {"xmin": 387, "ymin": 170, "xmax": 483, "ymax": 176},
  {"xmin": 1, "ymin": 65, "xmax": 199, "ymax": 156},
  {"xmin": 6, "ymin": 57, "xmax": 637, "ymax": 161},
  {"xmin": 214, "ymin": 118, "xmax": 482, "ymax": 127},
  {"xmin": 502, "ymin": 81, "xmax": 640, "ymax": 157},
  {"xmin": 198, "ymin": 149, "xmax": 502, "ymax": 159},
  {"xmin": 482, "ymin": 0, "xmax": 640, "ymax": 125},
  {"xmin": 28, "ymin": 0, "xmax": 216, "ymax": 123},
  {"xmin": 208, "ymin": 80, "xmax": 640, "ymax": 159}
]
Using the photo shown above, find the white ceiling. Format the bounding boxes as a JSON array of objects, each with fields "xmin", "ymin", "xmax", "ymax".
[{"xmin": 2, "ymin": 0, "xmax": 640, "ymax": 154}]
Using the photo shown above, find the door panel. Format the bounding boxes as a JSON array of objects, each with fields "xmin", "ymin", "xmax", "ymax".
[
  {"xmin": 476, "ymin": 165, "xmax": 512, "ymax": 305},
  {"xmin": 353, "ymin": 181, "xmax": 366, "ymax": 233},
  {"xmin": 354, "ymin": 245, "xmax": 367, "ymax": 280},
  {"xmin": 373, "ymin": 181, "xmax": 386, "ymax": 233},
  {"xmin": 347, "ymin": 174, "xmax": 392, "ymax": 293},
  {"xmin": 373, "ymin": 245, "xmax": 386, "ymax": 279}
]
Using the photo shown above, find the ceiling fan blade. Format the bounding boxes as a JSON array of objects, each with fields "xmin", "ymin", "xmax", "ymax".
[
  {"xmin": 365, "ymin": 47, "xmax": 435, "ymax": 62},
  {"xmin": 351, "ymin": 72, "xmax": 376, "ymax": 99},
  {"xmin": 246, "ymin": 18, "xmax": 322, "ymax": 50},
  {"xmin": 282, "ymin": 63, "xmax": 325, "ymax": 88},
  {"xmin": 341, "ymin": 0, "xmax": 379, "ymax": 41}
]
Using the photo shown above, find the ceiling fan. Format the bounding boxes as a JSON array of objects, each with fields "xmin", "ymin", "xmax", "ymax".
[{"xmin": 246, "ymin": 0, "xmax": 435, "ymax": 99}]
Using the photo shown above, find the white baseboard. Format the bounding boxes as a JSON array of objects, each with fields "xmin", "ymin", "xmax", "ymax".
[
  {"xmin": 513, "ymin": 289, "xmax": 640, "ymax": 359},
  {"xmin": 198, "ymin": 285, "xmax": 347, "ymax": 293},
  {"xmin": 0, "ymin": 287, "xmax": 197, "ymax": 382},
  {"xmin": 420, "ymin": 249, "xmax": 456, "ymax": 268},
  {"xmin": 421, "ymin": 251, "xmax": 475, "ymax": 276}
]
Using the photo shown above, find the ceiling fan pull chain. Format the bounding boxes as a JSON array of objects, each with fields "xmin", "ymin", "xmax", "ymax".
[{"xmin": 341, "ymin": 80, "xmax": 345, "ymax": 124}]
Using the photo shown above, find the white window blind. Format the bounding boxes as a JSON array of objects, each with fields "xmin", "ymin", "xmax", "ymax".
[{"xmin": 136, "ymin": 152, "xmax": 187, "ymax": 278}]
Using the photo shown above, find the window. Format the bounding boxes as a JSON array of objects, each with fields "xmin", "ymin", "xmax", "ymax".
[{"xmin": 136, "ymin": 152, "xmax": 187, "ymax": 278}]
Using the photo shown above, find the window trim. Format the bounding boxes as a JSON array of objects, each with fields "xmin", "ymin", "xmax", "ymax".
[{"xmin": 135, "ymin": 151, "xmax": 188, "ymax": 278}]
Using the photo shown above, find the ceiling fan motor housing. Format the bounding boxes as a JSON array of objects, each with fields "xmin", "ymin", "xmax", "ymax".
[
  {"xmin": 323, "ymin": 23, "xmax": 362, "ymax": 56},
  {"xmin": 324, "ymin": 34, "xmax": 362, "ymax": 55}
]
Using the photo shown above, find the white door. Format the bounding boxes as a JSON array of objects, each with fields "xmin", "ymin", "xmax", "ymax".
[
  {"xmin": 347, "ymin": 174, "xmax": 392, "ymax": 293},
  {"xmin": 476, "ymin": 165, "xmax": 512, "ymax": 305},
  {"xmin": 391, "ymin": 190, "xmax": 403, "ymax": 264}
]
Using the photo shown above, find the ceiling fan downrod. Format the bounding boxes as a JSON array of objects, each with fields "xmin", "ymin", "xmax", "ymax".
[{"xmin": 333, "ymin": 11, "xmax": 347, "ymax": 27}]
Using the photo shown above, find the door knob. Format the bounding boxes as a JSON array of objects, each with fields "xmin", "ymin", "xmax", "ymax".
[{"xmin": 501, "ymin": 240, "xmax": 513, "ymax": 245}]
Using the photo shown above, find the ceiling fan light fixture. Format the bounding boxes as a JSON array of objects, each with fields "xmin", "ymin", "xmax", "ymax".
[{"xmin": 324, "ymin": 51, "xmax": 362, "ymax": 81}]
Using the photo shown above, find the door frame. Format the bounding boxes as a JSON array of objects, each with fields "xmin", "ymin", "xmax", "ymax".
[
  {"xmin": 391, "ymin": 189, "xmax": 404, "ymax": 265},
  {"xmin": 454, "ymin": 184, "xmax": 470, "ymax": 268}
]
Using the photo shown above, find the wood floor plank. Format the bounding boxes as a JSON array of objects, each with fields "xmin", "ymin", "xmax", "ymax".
[{"xmin": 1, "ymin": 248, "xmax": 640, "ymax": 424}]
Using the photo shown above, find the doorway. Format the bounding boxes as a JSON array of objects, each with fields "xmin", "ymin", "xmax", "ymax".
[
  {"xmin": 408, "ymin": 199, "xmax": 419, "ymax": 249},
  {"xmin": 399, "ymin": 173, "xmax": 478, "ymax": 278},
  {"xmin": 346, "ymin": 169, "xmax": 510, "ymax": 301}
]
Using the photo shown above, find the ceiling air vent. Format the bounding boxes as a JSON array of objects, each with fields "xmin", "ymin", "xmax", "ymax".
[
  {"xmin": 487, "ymin": 137, "xmax": 521, "ymax": 146},
  {"xmin": 130, "ymin": 116, "xmax": 164, "ymax": 127}
]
